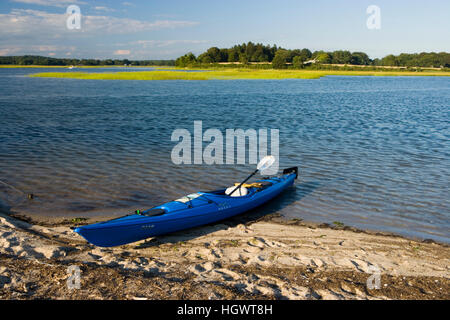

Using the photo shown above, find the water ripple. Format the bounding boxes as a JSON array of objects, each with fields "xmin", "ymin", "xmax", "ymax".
[{"xmin": 0, "ymin": 69, "xmax": 449, "ymax": 242}]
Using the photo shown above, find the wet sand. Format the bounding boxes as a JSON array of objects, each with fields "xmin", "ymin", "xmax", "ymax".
[{"xmin": 0, "ymin": 212, "xmax": 449, "ymax": 300}]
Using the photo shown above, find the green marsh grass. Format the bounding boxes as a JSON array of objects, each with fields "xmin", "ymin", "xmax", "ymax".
[{"xmin": 30, "ymin": 68, "xmax": 450, "ymax": 80}]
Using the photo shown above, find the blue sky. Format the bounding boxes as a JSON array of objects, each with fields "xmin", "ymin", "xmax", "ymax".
[{"xmin": 0, "ymin": 0, "xmax": 449, "ymax": 59}]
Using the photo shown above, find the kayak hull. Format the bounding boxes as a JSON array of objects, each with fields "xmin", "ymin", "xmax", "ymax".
[{"xmin": 74, "ymin": 171, "xmax": 296, "ymax": 247}]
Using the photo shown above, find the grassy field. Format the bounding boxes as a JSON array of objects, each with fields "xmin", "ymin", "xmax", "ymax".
[{"xmin": 29, "ymin": 68, "xmax": 450, "ymax": 80}]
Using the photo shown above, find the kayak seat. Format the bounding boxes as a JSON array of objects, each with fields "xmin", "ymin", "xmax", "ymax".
[
  {"xmin": 253, "ymin": 180, "xmax": 273, "ymax": 192},
  {"xmin": 258, "ymin": 180, "xmax": 273, "ymax": 187},
  {"xmin": 140, "ymin": 208, "xmax": 166, "ymax": 217},
  {"xmin": 205, "ymin": 180, "xmax": 273, "ymax": 196},
  {"xmin": 233, "ymin": 181, "xmax": 273, "ymax": 189},
  {"xmin": 225, "ymin": 186, "xmax": 248, "ymax": 197}
]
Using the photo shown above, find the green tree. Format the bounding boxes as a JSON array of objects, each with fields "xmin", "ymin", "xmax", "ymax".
[
  {"xmin": 300, "ymin": 49, "xmax": 312, "ymax": 60},
  {"xmin": 292, "ymin": 55, "xmax": 305, "ymax": 69},
  {"xmin": 332, "ymin": 50, "xmax": 352, "ymax": 64},
  {"xmin": 251, "ymin": 46, "xmax": 268, "ymax": 62},
  {"xmin": 272, "ymin": 49, "xmax": 289, "ymax": 69},
  {"xmin": 228, "ymin": 48, "xmax": 240, "ymax": 62},
  {"xmin": 197, "ymin": 53, "xmax": 213, "ymax": 63},
  {"xmin": 206, "ymin": 47, "xmax": 222, "ymax": 62},
  {"xmin": 316, "ymin": 52, "xmax": 332, "ymax": 64},
  {"xmin": 350, "ymin": 52, "xmax": 371, "ymax": 65},
  {"xmin": 239, "ymin": 53, "xmax": 249, "ymax": 65},
  {"xmin": 175, "ymin": 52, "xmax": 197, "ymax": 67},
  {"xmin": 381, "ymin": 54, "xmax": 398, "ymax": 66}
]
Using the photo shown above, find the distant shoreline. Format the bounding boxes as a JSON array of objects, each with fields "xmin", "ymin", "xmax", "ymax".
[
  {"xmin": 27, "ymin": 68, "xmax": 450, "ymax": 80},
  {"xmin": 0, "ymin": 65, "xmax": 170, "ymax": 69},
  {"xmin": 2, "ymin": 63, "xmax": 448, "ymax": 72}
]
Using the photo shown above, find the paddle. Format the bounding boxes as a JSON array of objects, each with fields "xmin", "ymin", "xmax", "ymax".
[{"xmin": 228, "ymin": 155, "xmax": 276, "ymax": 196}]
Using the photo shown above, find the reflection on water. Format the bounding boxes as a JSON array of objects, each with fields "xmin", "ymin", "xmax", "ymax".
[{"xmin": 0, "ymin": 68, "xmax": 449, "ymax": 242}]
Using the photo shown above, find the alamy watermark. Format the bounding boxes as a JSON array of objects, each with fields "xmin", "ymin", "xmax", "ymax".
[
  {"xmin": 171, "ymin": 121, "xmax": 279, "ymax": 175},
  {"xmin": 366, "ymin": 265, "xmax": 381, "ymax": 290},
  {"xmin": 366, "ymin": 5, "xmax": 381, "ymax": 30},
  {"xmin": 67, "ymin": 265, "xmax": 81, "ymax": 290},
  {"xmin": 66, "ymin": 5, "xmax": 81, "ymax": 30}
]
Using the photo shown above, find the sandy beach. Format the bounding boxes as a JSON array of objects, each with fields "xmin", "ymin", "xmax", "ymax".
[{"xmin": 0, "ymin": 211, "xmax": 448, "ymax": 300}]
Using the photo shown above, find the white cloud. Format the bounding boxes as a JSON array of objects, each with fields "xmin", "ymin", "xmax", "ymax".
[
  {"xmin": 35, "ymin": 45, "xmax": 59, "ymax": 51},
  {"xmin": 135, "ymin": 40, "xmax": 208, "ymax": 48},
  {"xmin": 82, "ymin": 17, "xmax": 198, "ymax": 34},
  {"xmin": 0, "ymin": 47, "xmax": 21, "ymax": 55},
  {"xmin": 0, "ymin": 8, "xmax": 200, "ymax": 59},
  {"xmin": 0, "ymin": 44, "xmax": 76, "ymax": 56},
  {"xmin": 1, "ymin": 9, "xmax": 64, "ymax": 36},
  {"xmin": 94, "ymin": 6, "xmax": 115, "ymax": 12},
  {"xmin": 122, "ymin": 2, "xmax": 134, "ymax": 7},
  {"xmin": 0, "ymin": 9, "xmax": 199, "ymax": 38},
  {"xmin": 114, "ymin": 49, "xmax": 130, "ymax": 55},
  {"xmin": 11, "ymin": 0, "xmax": 86, "ymax": 8}
]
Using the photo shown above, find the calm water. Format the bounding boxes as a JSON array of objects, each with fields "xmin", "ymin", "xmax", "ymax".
[{"xmin": 0, "ymin": 67, "xmax": 449, "ymax": 242}]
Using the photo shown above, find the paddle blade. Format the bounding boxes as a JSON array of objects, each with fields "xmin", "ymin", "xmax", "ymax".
[{"xmin": 257, "ymin": 155, "xmax": 276, "ymax": 172}]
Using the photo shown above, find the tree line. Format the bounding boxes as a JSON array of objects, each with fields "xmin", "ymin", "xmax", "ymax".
[
  {"xmin": 176, "ymin": 42, "xmax": 450, "ymax": 69},
  {"xmin": 2, "ymin": 47, "xmax": 448, "ymax": 69},
  {"xmin": 0, "ymin": 55, "xmax": 175, "ymax": 66}
]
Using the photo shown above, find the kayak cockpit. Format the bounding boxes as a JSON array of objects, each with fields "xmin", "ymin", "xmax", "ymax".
[
  {"xmin": 206, "ymin": 179, "xmax": 275, "ymax": 196},
  {"xmin": 138, "ymin": 208, "xmax": 166, "ymax": 217}
]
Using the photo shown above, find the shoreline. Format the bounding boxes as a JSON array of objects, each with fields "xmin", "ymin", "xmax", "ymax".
[
  {"xmin": 6, "ymin": 209, "xmax": 449, "ymax": 247},
  {"xmin": 0, "ymin": 211, "xmax": 448, "ymax": 299},
  {"xmin": 0, "ymin": 65, "xmax": 172, "ymax": 69},
  {"xmin": 27, "ymin": 69, "xmax": 450, "ymax": 81}
]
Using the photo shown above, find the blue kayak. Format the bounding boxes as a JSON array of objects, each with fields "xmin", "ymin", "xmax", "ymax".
[{"xmin": 74, "ymin": 167, "xmax": 298, "ymax": 247}]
